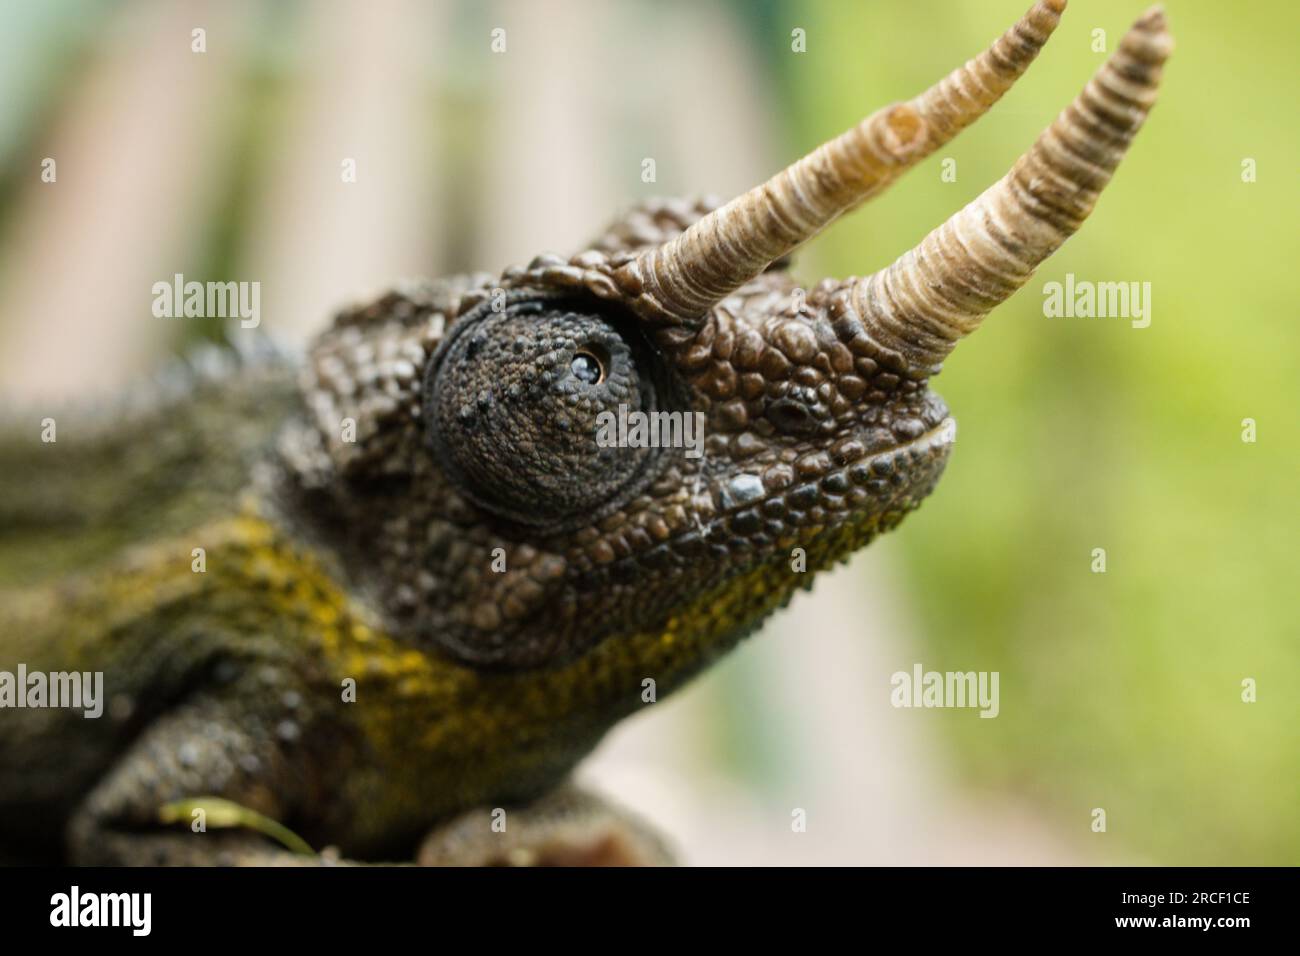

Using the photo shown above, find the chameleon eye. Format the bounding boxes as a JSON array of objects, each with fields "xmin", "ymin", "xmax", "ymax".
[
  {"xmin": 424, "ymin": 298, "xmax": 660, "ymax": 529},
  {"xmin": 570, "ymin": 348, "xmax": 606, "ymax": 385}
]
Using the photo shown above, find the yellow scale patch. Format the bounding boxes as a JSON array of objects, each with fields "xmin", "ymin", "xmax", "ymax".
[{"xmin": 4, "ymin": 506, "xmax": 879, "ymax": 812}]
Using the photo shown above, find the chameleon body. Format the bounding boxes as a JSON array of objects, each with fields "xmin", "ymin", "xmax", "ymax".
[{"xmin": 0, "ymin": 2, "xmax": 1169, "ymax": 864}]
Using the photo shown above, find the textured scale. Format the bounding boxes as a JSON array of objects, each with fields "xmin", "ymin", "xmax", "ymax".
[{"xmin": 0, "ymin": 2, "xmax": 1169, "ymax": 864}]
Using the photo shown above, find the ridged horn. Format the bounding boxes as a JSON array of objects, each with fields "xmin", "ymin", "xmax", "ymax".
[
  {"xmin": 621, "ymin": 0, "xmax": 1069, "ymax": 325},
  {"xmin": 834, "ymin": 6, "xmax": 1173, "ymax": 374}
]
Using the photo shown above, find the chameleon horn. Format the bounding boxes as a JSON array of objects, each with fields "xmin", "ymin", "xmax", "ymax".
[
  {"xmin": 620, "ymin": 0, "xmax": 1068, "ymax": 325},
  {"xmin": 831, "ymin": 6, "xmax": 1172, "ymax": 375}
]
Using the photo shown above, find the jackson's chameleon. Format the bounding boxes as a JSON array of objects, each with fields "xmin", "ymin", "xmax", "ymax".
[{"xmin": 0, "ymin": 1, "xmax": 1169, "ymax": 864}]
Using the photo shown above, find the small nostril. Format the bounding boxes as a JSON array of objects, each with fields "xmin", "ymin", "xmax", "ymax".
[{"xmin": 768, "ymin": 398, "xmax": 818, "ymax": 436}]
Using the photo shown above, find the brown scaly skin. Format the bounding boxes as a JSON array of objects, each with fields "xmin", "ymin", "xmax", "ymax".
[{"xmin": 0, "ymin": 3, "xmax": 1170, "ymax": 864}]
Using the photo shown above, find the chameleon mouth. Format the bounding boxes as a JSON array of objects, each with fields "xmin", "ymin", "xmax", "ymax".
[
  {"xmin": 886, "ymin": 415, "xmax": 957, "ymax": 462},
  {"xmin": 561, "ymin": 417, "xmax": 959, "ymax": 616},
  {"xmin": 898, "ymin": 415, "xmax": 958, "ymax": 455},
  {"xmin": 709, "ymin": 415, "xmax": 957, "ymax": 533},
  {"xmin": 789, "ymin": 414, "xmax": 955, "ymax": 508}
]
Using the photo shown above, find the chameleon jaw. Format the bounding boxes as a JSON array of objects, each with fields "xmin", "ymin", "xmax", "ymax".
[{"xmin": 708, "ymin": 414, "xmax": 957, "ymax": 532}]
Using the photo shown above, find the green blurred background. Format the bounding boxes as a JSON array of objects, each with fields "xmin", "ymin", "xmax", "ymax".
[{"xmin": 0, "ymin": 0, "xmax": 1294, "ymax": 864}]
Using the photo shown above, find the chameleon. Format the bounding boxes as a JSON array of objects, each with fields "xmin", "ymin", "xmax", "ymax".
[{"xmin": 0, "ymin": 1, "xmax": 1170, "ymax": 865}]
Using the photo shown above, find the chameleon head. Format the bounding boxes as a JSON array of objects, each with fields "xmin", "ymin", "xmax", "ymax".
[{"xmin": 294, "ymin": 2, "xmax": 1169, "ymax": 675}]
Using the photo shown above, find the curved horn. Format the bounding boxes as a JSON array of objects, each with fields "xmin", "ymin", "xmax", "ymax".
[
  {"xmin": 833, "ymin": 6, "xmax": 1173, "ymax": 374},
  {"xmin": 620, "ymin": 0, "xmax": 1069, "ymax": 325}
]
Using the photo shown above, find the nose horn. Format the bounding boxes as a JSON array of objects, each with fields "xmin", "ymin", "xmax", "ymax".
[
  {"xmin": 831, "ymin": 6, "xmax": 1173, "ymax": 376},
  {"xmin": 614, "ymin": 0, "xmax": 1069, "ymax": 327}
]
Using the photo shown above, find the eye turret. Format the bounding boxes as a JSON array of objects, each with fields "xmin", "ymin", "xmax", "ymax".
[{"xmin": 424, "ymin": 298, "xmax": 659, "ymax": 529}]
